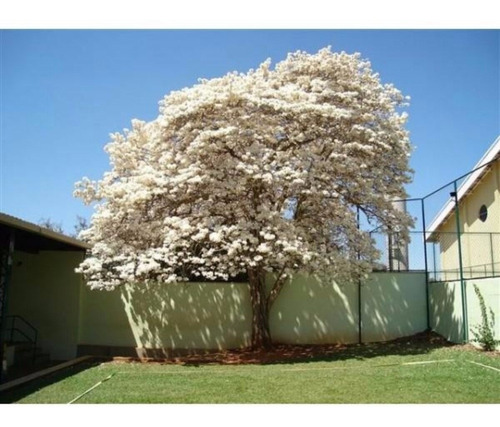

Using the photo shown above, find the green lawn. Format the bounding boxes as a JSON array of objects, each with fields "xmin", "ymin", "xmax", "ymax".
[{"xmin": 1, "ymin": 342, "xmax": 499, "ymax": 403}]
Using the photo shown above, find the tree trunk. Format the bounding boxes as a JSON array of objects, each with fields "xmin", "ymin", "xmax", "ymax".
[{"xmin": 248, "ymin": 268, "xmax": 272, "ymax": 349}]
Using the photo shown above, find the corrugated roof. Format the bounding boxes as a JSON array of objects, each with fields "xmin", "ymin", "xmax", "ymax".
[
  {"xmin": 426, "ymin": 135, "xmax": 500, "ymax": 238},
  {"xmin": 0, "ymin": 212, "xmax": 89, "ymax": 250}
]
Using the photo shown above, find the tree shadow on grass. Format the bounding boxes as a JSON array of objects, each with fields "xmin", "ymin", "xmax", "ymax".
[
  {"xmin": 118, "ymin": 330, "xmax": 458, "ymax": 368},
  {"xmin": 266, "ymin": 330, "xmax": 455, "ymax": 366},
  {"xmin": 0, "ymin": 360, "xmax": 102, "ymax": 404}
]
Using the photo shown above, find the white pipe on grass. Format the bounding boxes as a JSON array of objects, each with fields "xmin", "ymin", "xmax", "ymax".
[
  {"xmin": 401, "ymin": 360, "xmax": 455, "ymax": 365},
  {"xmin": 67, "ymin": 374, "xmax": 114, "ymax": 404},
  {"xmin": 468, "ymin": 361, "xmax": 500, "ymax": 373}
]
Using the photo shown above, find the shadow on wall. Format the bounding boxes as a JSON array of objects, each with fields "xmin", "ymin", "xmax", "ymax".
[
  {"xmin": 269, "ymin": 274, "xmax": 359, "ymax": 345},
  {"xmin": 270, "ymin": 272, "xmax": 427, "ymax": 345},
  {"xmin": 429, "ymin": 281, "xmax": 464, "ymax": 344},
  {"xmin": 361, "ymin": 273, "xmax": 428, "ymax": 343},
  {"xmin": 120, "ymin": 282, "xmax": 252, "ymax": 356},
  {"xmin": 78, "ymin": 272, "xmax": 428, "ymax": 355}
]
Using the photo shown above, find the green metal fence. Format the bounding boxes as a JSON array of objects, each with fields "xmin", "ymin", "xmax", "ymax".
[
  {"xmin": 427, "ymin": 232, "xmax": 500, "ymax": 282},
  {"xmin": 361, "ymin": 156, "xmax": 500, "ymax": 343}
]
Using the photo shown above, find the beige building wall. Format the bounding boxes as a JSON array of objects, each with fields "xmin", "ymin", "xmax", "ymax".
[
  {"xmin": 7, "ymin": 250, "xmax": 85, "ymax": 360},
  {"xmin": 435, "ymin": 161, "xmax": 500, "ymax": 279}
]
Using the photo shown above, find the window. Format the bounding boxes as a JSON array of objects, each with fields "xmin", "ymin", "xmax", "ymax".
[{"xmin": 479, "ymin": 205, "xmax": 488, "ymax": 222}]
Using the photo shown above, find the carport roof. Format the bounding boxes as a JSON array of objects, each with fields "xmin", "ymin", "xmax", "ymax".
[{"xmin": 0, "ymin": 212, "xmax": 89, "ymax": 252}]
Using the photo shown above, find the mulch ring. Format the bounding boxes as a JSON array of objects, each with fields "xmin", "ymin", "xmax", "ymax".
[{"xmin": 106, "ymin": 330, "xmax": 476, "ymax": 366}]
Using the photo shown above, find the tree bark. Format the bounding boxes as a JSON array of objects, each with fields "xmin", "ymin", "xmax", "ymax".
[{"xmin": 248, "ymin": 268, "xmax": 272, "ymax": 349}]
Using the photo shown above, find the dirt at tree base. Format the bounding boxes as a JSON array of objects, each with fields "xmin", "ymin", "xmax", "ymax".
[{"xmin": 107, "ymin": 330, "xmax": 495, "ymax": 366}]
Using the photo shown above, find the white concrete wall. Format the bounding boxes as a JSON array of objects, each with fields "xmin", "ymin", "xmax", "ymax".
[
  {"xmin": 78, "ymin": 272, "xmax": 428, "ymax": 353},
  {"xmin": 466, "ymin": 278, "xmax": 500, "ymax": 347},
  {"xmin": 269, "ymin": 273, "xmax": 360, "ymax": 345},
  {"xmin": 361, "ymin": 272, "xmax": 428, "ymax": 343},
  {"xmin": 430, "ymin": 277, "xmax": 500, "ymax": 348}
]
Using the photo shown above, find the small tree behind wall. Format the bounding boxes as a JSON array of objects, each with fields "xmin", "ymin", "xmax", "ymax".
[{"xmin": 75, "ymin": 47, "xmax": 413, "ymax": 349}]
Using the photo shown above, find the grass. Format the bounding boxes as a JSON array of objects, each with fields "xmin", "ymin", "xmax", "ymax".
[{"xmin": 1, "ymin": 338, "xmax": 499, "ymax": 403}]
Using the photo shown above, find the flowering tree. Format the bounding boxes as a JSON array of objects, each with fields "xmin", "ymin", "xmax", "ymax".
[{"xmin": 75, "ymin": 47, "xmax": 412, "ymax": 349}]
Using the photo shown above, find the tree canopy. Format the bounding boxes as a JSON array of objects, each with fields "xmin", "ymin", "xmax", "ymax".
[{"xmin": 75, "ymin": 47, "xmax": 412, "ymax": 348}]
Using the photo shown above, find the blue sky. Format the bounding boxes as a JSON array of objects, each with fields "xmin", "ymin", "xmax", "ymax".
[{"xmin": 1, "ymin": 30, "xmax": 499, "ymax": 234}]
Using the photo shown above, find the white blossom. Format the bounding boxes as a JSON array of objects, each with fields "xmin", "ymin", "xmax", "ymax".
[{"xmin": 75, "ymin": 46, "xmax": 412, "ymax": 293}]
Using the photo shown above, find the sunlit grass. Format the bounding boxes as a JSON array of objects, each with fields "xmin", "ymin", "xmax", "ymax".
[{"xmin": 2, "ymin": 343, "xmax": 499, "ymax": 403}]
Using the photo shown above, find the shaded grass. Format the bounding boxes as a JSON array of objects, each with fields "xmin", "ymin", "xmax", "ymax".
[{"xmin": 2, "ymin": 340, "xmax": 499, "ymax": 404}]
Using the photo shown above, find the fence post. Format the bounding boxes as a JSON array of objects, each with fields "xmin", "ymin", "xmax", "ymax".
[
  {"xmin": 451, "ymin": 183, "xmax": 468, "ymax": 343},
  {"xmin": 387, "ymin": 232, "xmax": 393, "ymax": 272},
  {"xmin": 421, "ymin": 198, "xmax": 430, "ymax": 330},
  {"xmin": 356, "ymin": 206, "xmax": 362, "ymax": 344}
]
